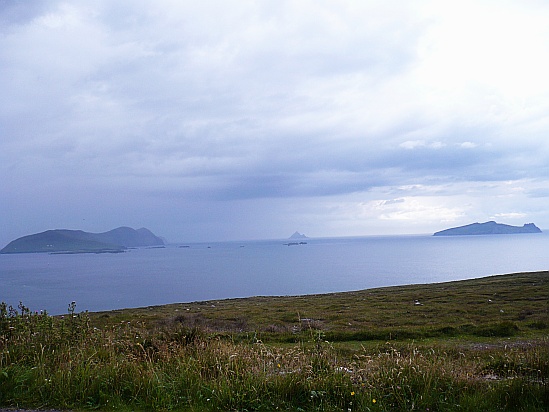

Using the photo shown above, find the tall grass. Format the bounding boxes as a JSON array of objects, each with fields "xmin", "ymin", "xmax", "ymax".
[{"xmin": 1, "ymin": 301, "xmax": 547, "ymax": 411}]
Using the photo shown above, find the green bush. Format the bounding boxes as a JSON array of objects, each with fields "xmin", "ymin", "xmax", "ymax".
[{"xmin": 473, "ymin": 321, "xmax": 519, "ymax": 337}]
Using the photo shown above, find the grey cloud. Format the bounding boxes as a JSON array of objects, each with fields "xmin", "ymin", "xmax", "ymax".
[
  {"xmin": 3, "ymin": 1, "xmax": 549, "ymax": 244},
  {"xmin": 212, "ymin": 170, "xmax": 381, "ymax": 200},
  {"xmin": 526, "ymin": 187, "xmax": 549, "ymax": 198},
  {"xmin": 0, "ymin": 0, "xmax": 56, "ymax": 29}
]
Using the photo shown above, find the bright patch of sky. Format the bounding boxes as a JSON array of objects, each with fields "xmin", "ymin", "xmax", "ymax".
[{"xmin": 2, "ymin": 0, "xmax": 549, "ymax": 245}]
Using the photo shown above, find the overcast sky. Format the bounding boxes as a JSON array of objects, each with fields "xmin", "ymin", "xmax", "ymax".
[{"xmin": 2, "ymin": 0, "xmax": 549, "ymax": 246}]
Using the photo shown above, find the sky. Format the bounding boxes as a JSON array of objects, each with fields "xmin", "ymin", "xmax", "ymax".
[{"xmin": 2, "ymin": 0, "xmax": 549, "ymax": 246}]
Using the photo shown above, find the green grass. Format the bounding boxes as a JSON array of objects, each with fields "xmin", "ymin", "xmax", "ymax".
[
  {"xmin": 1, "ymin": 271, "xmax": 548, "ymax": 411},
  {"xmin": 91, "ymin": 271, "xmax": 548, "ymax": 341}
]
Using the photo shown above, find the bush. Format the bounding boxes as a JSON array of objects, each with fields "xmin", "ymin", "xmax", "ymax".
[{"xmin": 473, "ymin": 321, "xmax": 519, "ymax": 337}]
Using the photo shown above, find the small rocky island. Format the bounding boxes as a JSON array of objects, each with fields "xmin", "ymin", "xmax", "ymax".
[
  {"xmin": 284, "ymin": 231, "xmax": 308, "ymax": 246},
  {"xmin": 433, "ymin": 221, "xmax": 542, "ymax": 236},
  {"xmin": 289, "ymin": 231, "xmax": 308, "ymax": 240},
  {"xmin": 0, "ymin": 227, "xmax": 164, "ymax": 254}
]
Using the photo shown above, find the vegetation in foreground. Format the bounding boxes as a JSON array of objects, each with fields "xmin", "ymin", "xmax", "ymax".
[{"xmin": 0, "ymin": 272, "xmax": 548, "ymax": 411}]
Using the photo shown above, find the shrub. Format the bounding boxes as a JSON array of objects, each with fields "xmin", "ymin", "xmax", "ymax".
[{"xmin": 473, "ymin": 321, "xmax": 519, "ymax": 337}]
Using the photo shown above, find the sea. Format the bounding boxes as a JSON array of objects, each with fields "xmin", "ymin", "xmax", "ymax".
[{"xmin": 1, "ymin": 233, "xmax": 548, "ymax": 315}]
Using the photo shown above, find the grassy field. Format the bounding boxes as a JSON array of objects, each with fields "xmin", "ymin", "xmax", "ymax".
[{"xmin": 1, "ymin": 271, "xmax": 548, "ymax": 411}]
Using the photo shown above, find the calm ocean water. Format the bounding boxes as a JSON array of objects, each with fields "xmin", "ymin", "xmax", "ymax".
[{"xmin": 1, "ymin": 234, "xmax": 548, "ymax": 315}]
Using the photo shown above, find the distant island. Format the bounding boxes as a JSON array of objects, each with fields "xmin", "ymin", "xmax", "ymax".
[
  {"xmin": 0, "ymin": 227, "xmax": 164, "ymax": 254},
  {"xmin": 433, "ymin": 221, "xmax": 542, "ymax": 236},
  {"xmin": 289, "ymin": 231, "xmax": 308, "ymax": 240}
]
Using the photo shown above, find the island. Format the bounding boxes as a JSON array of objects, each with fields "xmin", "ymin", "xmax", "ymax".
[
  {"xmin": 433, "ymin": 221, "xmax": 542, "ymax": 236},
  {"xmin": 0, "ymin": 227, "xmax": 164, "ymax": 254},
  {"xmin": 289, "ymin": 231, "xmax": 308, "ymax": 240}
]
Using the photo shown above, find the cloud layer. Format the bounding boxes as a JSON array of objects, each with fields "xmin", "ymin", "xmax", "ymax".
[{"xmin": 2, "ymin": 1, "xmax": 549, "ymax": 244}]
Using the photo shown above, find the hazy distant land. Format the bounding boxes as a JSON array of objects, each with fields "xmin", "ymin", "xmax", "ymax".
[
  {"xmin": 289, "ymin": 231, "xmax": 308, "ymax": 239},
  {"xmin": 433, "ymin": 221, "xmax": 542, "ymax": 236},
  {"xmin": 0, "ymin": 227, "xmax": 164, "ymax": 254}
]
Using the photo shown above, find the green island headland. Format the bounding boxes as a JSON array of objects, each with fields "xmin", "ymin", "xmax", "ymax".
[
  {"xmin": 433, "ymin": 221, "xmax": 542, "ymax": 236},
  {"xmin": 0, "ymin": 227, "xmax": 164, "ymax": 254}
]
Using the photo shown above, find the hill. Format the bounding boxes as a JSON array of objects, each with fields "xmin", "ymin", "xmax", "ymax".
[
  {"xmin": 433, "ymin": 221, "xmax": 542, "ymax": 236},
  {"xmin": 91, "ymin": 271, "xmax": 548, "ymax": 340},
  {"xmin": 0, "ymin": 227, "xmax": 164, "ymax": 254},
  {"xmin": 289, "ymin": 231, "xmax": 308, "ymax": 239},
  {"xmin": 2, "ymin": 271, "xmax": 548, "ymax": 411}
]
